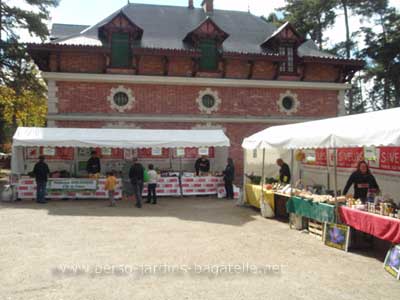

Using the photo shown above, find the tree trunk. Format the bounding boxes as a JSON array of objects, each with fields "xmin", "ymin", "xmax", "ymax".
[{"xmin": 342, "ymin": 0, "xmax": 351, "ymax": 59}]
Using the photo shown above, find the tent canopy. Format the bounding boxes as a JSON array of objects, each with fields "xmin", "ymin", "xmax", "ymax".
[
  {"xmin": 13, "ymin": 127, "xmax": 230, "ymax": 149},
  {"xmin": 242, "ymin": 107, "xmax": 400, "ymax": 150}
]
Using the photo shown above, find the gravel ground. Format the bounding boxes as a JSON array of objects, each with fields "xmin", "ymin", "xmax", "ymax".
[{"xmin": 0, "ymin": 197, "xmax": 399, "ymax": 300}]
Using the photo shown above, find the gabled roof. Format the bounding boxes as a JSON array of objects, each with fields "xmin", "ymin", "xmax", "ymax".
[
  {"xmin": 46, "ymin": 3, "xmax": 355, "ymax": 61},
  {"xmin": 183, "ymin": 17, "xmax": 229, "ymax": 44},
  {"xmin": 261, "ymin": 22, "xmax": 305, "ymax": 47},
  {"xmin": 51, "ymin": 24, "xmax": 89, "ymax": 41}
]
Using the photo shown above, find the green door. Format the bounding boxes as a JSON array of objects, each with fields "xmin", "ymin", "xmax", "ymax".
[
  {"xmin": 199, "ymin": 39, "xmax": 218, "ymax": 71},
  {"xmin": 111, "ymin": 32, "xmax": 131, "ymax": 68}
]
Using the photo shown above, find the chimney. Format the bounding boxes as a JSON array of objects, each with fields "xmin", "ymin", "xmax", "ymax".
[
  {"xmin": 201, "ymin": 0, "xmax": 213, "ymax": 14},
  {"xmin": 188, "ymin": 0, "xmax": 194, "ymax": 9}
]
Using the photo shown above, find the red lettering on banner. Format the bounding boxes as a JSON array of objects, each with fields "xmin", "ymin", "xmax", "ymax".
[
  {"xmin": 337, "ymin": 148, "xmax": 364, "ymax": 168},
  {"xmin": 378, "ymin": 147, "xmax": 400, "ymax": 171},
  {"xmin": 315, "ymin": 149, "xmax": 327, "ymax": 166}
]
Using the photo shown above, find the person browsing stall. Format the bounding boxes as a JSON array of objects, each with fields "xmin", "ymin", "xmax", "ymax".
[
  {"xmin": 195, "ymin": 155, "xmax": 210, "ymax": 176},
  {"xmin": 146, "ymin": 164, "xmax": 159, "ymax": 205},
  {"xmin": 129, "ymin": 158, "xmax": 144, "ymax": 208},
  {"xmin": 32, "ymin": 155, "xmax": 50, "ymax": 204},
  {"xmin": 276, "ymin": 158, "xmax": 291, "ymax": 184},
  {"xmin": 86, "ymin": 150, "xmax": 101, "ymax": 176},
  {"xmin": 105, "ymin": 171, "xmax": 118, "ymax": 207},
  {"xmin": 343, "ymin": 160, "xmax": 380, "ymax": 203},
  {"xmin": 223, "ymin": 158, "xmax": 235, "ymax": 199}
]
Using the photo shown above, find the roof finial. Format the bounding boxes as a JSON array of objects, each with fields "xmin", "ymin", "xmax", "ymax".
[
  {"xmin": 127, "ymin": 0, "xmax": 130, "ymax": 4},
  {"xmin": 248, "ymin": 0, "xmax": 250, "ymax": 13}
]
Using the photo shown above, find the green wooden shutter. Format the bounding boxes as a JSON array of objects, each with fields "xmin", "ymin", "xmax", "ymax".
[
  {"xmin": 199, "ymin": 40, "xmax": 218, "ymax": 71},
  {"xmin": 111, "ymin": 32, "xmax": 131, "ymax": 68}
]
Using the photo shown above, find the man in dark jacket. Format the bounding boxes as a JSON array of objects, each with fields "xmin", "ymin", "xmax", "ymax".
[
  {"xmin": 86, "ymin": 150, "xmax": 101, "ymax": 175},
  {"xmin": 32, "ymin": 155, "xmax": 50, "ymax": 204},
  {"xmin": 195, "ymin": 156, "xmax": 210, "ymax": 176},
  {"xmin": 129, "ymin": 158, "xmax": 144, "ymax": 208},
  {"xmin": 223, "ymin": 158, "xmax": 235, "ymax": 199},
  {"xmin": 276, "ymin": 158, "xmax": 291, "ymax": 184}
]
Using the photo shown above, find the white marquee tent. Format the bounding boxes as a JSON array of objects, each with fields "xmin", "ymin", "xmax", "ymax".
[
  {"xmin": 12, "ymin": 127, "xmax": 230, "ymax": 174},
  {"xmin": 242, "ymin": 107, "xmax": 400, "ymax": 150}
]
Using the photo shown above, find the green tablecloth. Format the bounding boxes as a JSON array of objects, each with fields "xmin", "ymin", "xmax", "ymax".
[{"xmin": 286, "ymin": 196, "xmax": 336, "ymax": 223}]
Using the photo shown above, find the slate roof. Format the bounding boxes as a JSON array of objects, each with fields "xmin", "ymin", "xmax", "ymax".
[
  {"xmin": 51, "ymin": 24, "xmax": 90, "ymax": 40},
  {"xmin": 49, "ymin": 3, "xmax": 340, "ymax": 59}
]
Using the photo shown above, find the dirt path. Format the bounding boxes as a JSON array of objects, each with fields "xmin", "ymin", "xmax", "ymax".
[{"xmin": 0, "ymin": 197, "xmax": 399, "ymax": 299}]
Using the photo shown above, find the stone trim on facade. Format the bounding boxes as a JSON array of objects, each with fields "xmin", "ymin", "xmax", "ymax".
[
  {"xmin": 277, "ymin": 90, "xmax": 300, "ymax": 115},
  {"xmin": 107, "ymin": 85, "xmax": 135, "ymax": 112},
  {"xmin": 196, "ymin": 88, "xmax": 222, "ymax": 114},
  {"xmin": 43, "ymin": 72, "xmax": 352, "ymax": 91}
]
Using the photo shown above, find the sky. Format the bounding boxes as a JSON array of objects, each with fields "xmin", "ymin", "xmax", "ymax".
[{"xmin": 9, "ymin": 0, "xmax": 400, "ymax": 49}]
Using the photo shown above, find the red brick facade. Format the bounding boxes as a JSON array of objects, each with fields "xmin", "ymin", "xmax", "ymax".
[{"xmin": 27, "ymin": 4, "xmax": 362, "ymax": 182}]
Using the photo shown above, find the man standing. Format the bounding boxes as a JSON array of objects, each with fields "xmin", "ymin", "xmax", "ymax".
[
  {"xmin": 86, "ymin": 150, "xmax": 101, "ymax": 176},
  {"xmin": 276, "ymin": 158, "xmax": 291, "ymax": 184},
  {"xmin": 32, "ymin": 155, "xmax": 50, "ymax": 204},
  {"xmin": 194, "ymin": 155, "xmax": 210, "ymax": 176},
  {"xmin": 129, "ymin": 158, "xmax": 144, "ymax": 208}
]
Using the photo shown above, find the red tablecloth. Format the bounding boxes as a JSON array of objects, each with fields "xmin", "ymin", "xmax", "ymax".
[{"xmin": 339, "ymin": 206, "xmax": 400, "ymax": 244}]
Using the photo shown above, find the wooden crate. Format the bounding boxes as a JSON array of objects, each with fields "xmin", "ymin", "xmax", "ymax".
[{"xmin": 308, "ymin": 219, "xmax": 324, "ymax": 239}]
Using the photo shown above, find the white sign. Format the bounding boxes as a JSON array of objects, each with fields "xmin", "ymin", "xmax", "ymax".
[
  {"xmin": 101, "ymin": 148, "xmax": 112, "ymax": 156},
  {"xmin": 364, "ymin": 146, "xmax": 377, "ymax": 161},
  {"xmin": 48, "ymin": 179, "xmax": 97, "ymax": 191},
  {"xmin": 305, "ymin": 150, "xmax": 316, "ymax": 163},
  {"xmin": 152, "ymin": 147, "xmax": 162, "ymax": 156},
  {"xmin": 176, "ymin": 148, "xmax": 185, "ymax": 157},
  {"xmin": 198, "ymin": 147, "xmax": 209, "ymax": 156},
  {"xmin": 43, "ymin": 147, "xmax": 55, "ymax": 156},
  {"xmin": 124, "ymin": 149, "xmax": 133, "ymax": 160}
]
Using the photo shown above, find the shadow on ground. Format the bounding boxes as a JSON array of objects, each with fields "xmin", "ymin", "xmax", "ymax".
[{"xmin": 0, "ymin": 197, "xmax": 260, "ymax": 227}]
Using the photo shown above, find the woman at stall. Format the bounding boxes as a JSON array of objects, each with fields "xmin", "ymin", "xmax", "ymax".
[
  {"xmin": 223, "ymin": 158, "xmax": 235, "ymax": 199},
  {"xmin": 343, "ymin": 160, "xmax": 380, "ymax": 203}
]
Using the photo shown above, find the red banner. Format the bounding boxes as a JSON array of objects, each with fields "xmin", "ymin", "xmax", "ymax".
[
  {"xmin": 40, "ymin": 147, "xmax": 74, "ymax": 160},
  {"xmin": 336, "ymin": 148, "xmax": 364, "ymax": 168},
  {"xmin": 378, "ymin": 147, "xmax": 400, "ymax": 172},
  {"xmin": 315, "ymin": 149, "xmax": 327, "ymax": 166}
]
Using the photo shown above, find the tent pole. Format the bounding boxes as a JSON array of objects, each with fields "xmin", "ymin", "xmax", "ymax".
[
  {"xmin": 333, "ymin": 147, "xmax": 338, "ymax": 223},
  {"xmin": 260, "ymin": 148, "xmax": 266, "ymax": 206},
  {"xmin": 290, "ymin": 149, "xmax": 294, "ymax": 196}
]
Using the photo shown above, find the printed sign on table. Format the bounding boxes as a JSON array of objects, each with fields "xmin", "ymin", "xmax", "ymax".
[
  {"xmin": 323, "ymin": 223, "xmax": 350, "ymax": 252},
  {"xmin": 48, "ymin": 179, "xmax": 97, "ymax": 191},
  {"xmin": 384, "ymin": 245, "xmax": 400, "ymax": 280}
]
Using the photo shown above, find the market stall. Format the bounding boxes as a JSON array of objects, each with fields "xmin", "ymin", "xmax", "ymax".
[
  {"xmin": 242, "ymin": 108, "xmax": 400, "ymax": 238},
  {"xmin": 12, "ymin": 127, "xmax": 230, "ymax": 200}
]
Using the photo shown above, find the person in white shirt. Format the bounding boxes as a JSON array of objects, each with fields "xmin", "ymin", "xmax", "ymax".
[{"xmin": 146, "ymin": 164, "xmax": 159, "ymax": 204}]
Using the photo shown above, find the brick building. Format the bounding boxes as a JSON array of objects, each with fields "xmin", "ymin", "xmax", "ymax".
[{"xmin": 27, "ymin": 0, "xmax": 363, "ymax": 180}]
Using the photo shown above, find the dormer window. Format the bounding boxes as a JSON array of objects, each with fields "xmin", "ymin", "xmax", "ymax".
[
  {"xmin": 199, "ymin": 39, "xmax": 218, "ymax": 71},
  {"xmin": 183, "ymin": 17, "xmax": 229, "ymax": 72},
  {"xmin": 279, "ymin": 45, "xmax": 295, "ymax": 73},
  {"xmin": 111, "ymin": 32, "xmax": 131, "ymax": 68},
  {"xmin": 98, "ymin": 11, "xmax": 143, "ymax": 70},
  {"xmin": 261, "ymin": 22, "xmax": 304, "ymax": 76}
]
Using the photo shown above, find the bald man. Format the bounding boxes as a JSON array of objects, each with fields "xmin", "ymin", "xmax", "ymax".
[{"xmin": 276, "ymin": 158, "xmax": 291, "ymax": 184}]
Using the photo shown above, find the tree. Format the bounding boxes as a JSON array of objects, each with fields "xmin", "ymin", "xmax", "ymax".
[
  {"xmin": 0, "ymin": 0, "xmax": 59, "ymax": 146},
  {"xmin": 261, "ymin": 12, "xmax": 286, "ymax": 27},
  {"xmin": 279, "ymin": 0, "xmax": 337, "ymax": 50},
  {"xmin": 361, "ymin": 8, "xmax": 400, "ymax": 110}
]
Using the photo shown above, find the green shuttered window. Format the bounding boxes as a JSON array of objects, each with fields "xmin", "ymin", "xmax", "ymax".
[
  {"xmin": 111, "ymin": 32, "xmax": 131, "ymax": 68},
  {"xmin": 199, "ymin": 40, "xmax": 218, "ymax": 71}
]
